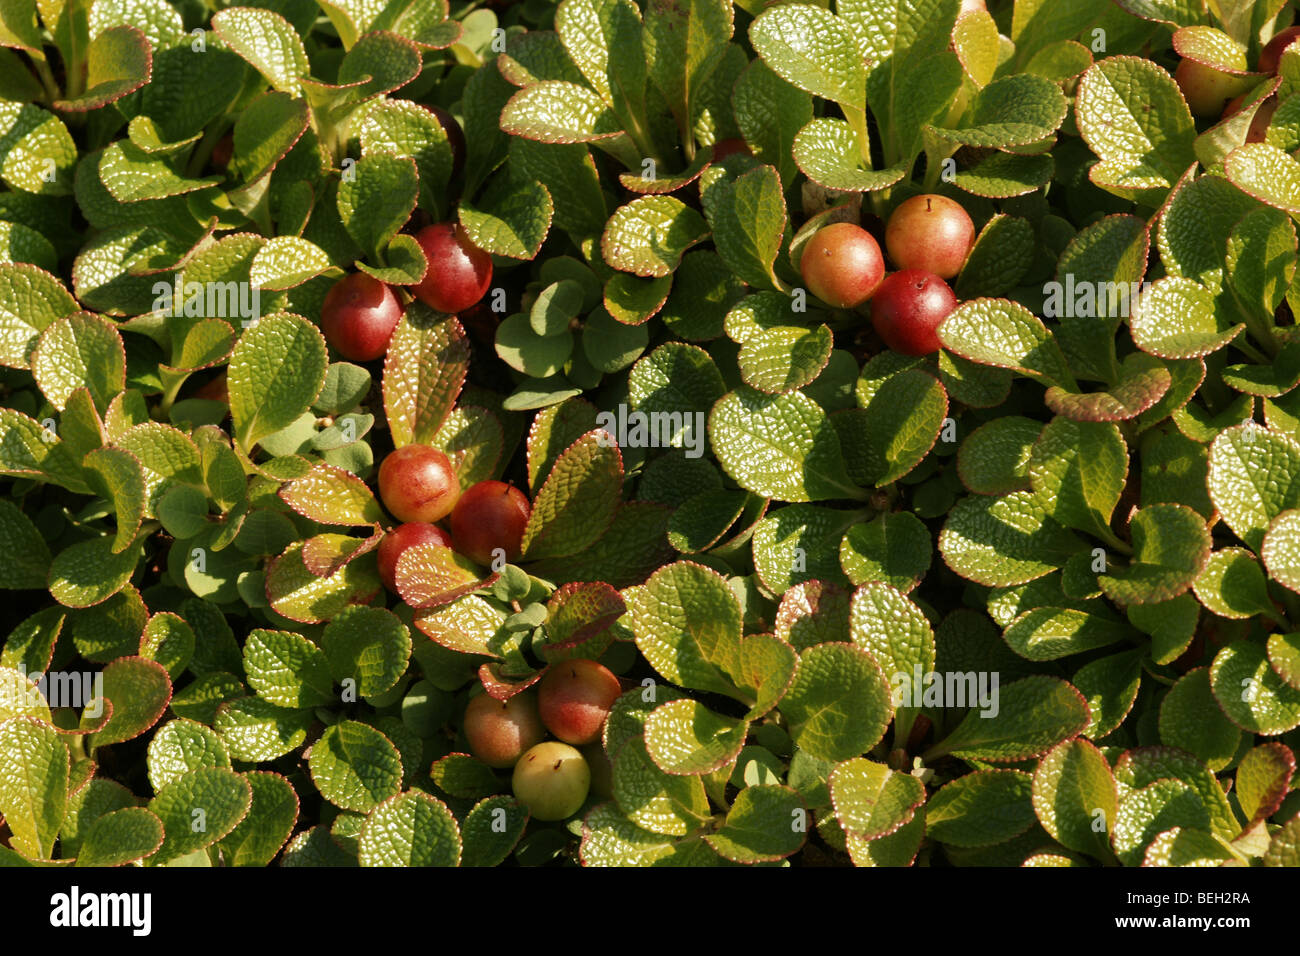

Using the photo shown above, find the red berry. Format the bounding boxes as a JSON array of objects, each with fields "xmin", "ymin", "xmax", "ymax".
[
  {"xmin": 1260, "ymin": 26, "xmax": 1300, "ymax": 74},
  {"xmin": 799, "ymin": 222, "xmax": 886, "ymax": 309},
  {"xmin": 378, "ymin": 444, "xmax": 460, "ymax": 524},
  {"xmin": 377, "ymin": 522, "xmax": 455, "ymax": 592},
  {"xmin": 411, "ymin": 223, "xmax": 493, "ymax": 314},
  {"xmin": 211, "ymin": 132, "xmax": 234, "ymax": 171},
  {"xmin": 870, "ymin": 270, "xmax": 958, "ymax": 357},
  {"xmin": 536, "ymin": 659, "xmax": 622, "ymax": 745},
  {"xmin": 464, "ymin": 691, "xmax": 545, "ymax": 768},
  {"xmin": 449, "ymin": 480, "xmax": 531, "ymax": 567},
  {"xmin": 885, "ymin": 194, "xmax": 974, "ymax": 280},
  {"xmin": 320, "ymin": 273, "xmax": 404, "ymax": 362},
  {"xmin": 712, "ymin": 137, "xmax": 751, "ymax": 160}
]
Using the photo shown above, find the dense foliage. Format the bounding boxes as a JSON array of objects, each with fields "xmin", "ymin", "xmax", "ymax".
[{"xmin": 1, "ymin": 0, "xmax": 1299, "ymax": 868}]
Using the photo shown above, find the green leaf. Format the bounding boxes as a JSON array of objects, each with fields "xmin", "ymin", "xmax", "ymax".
[
  {"xmin": 264, "ymin": 540, "xmax": 382, "ymax": 624},
  {"xmin": 76, "ymin": 807, "xmax": 165, "ymax": 867},
  {"xmin": 628, "ymin": 342, "xmax": 725, "ymax": 420},
  {"xmin": 926, "ymin": 770, "xmax": 1037, "ymax": 847},
  {"xmin": 243, "ymin": 628, "xmax": 335, "ymax": 709},
  {"xmin": 1075, "ymin": 57, "xmax": 1196, "ymax": 204},
  {"xmin": 359, "ymin": 99, "xmax": 457, "ymax": 217},
  {"xmin": 31, "ymin": 312, "xmax": 125, "ymax": 414},
  {"xmin": 212, "ymin": 697, "xmax": 308, "ymax": 762},
  {"xmin": 227, "ymin": 313, "xmax": 327, "ymax": 452},
  {"xmin": 838, "ymin": 368, "xmax": 948, "ymax": 486},
  {"xmin": 644, "ymin": 0, "xmax": 732, "ymax": 131},
  {"xmin": 752, "ymin": 503, "xmax": 852, "ymax": 595},
  {"xmin": 839, "ymin": 511, "xmax": 932, "ymax": 592},
  {"xmin": 581, "ymin": 306, "xmax": 649, "ymax": 373},
  {"xmin": 749, "ymin": 3, "xmax": 865, "ymax": 109},
  {"xmin": 1211, "ymin": 640, "xmax": 1300, "ymax": 735},
  {"xmin": 1236, "ymin": 742, "xmax": 1295, "ymax": 824},
  {"xmin": 929, "ymin": 675, "xmax": 1090, "ymax": 763},
  {"xmin": 0, "ymin": 499, "xmax": 50, "ymax": 589},
  {"xmin": 218, "ymin": 770, "xmax": 299, "ymax": 867},
  {"xmin": 1032, "ymin": 738, "xmax": 1117, "ymax": 860},
  {"xmin": 956, "ymin": 415, "xmax": 1039, "ymax": 495},
  {"xmin": 1115, "ymin": 746, "xmax": 1238, "ymax": 842},
  {"xmin": 1193, "ymin": 547, "xmax": 1279, "ymax": 620},
  {"xmin": 954, "ymin": 152, "xmax": 1054, "ymax": 199},
  {"xmin": 709, "ymin": 388, "xmax": 863, "ymax": 502},
  {"xmin": 337, "ymin": 153, "xmax": 418, "ymax": 262},
  {"xmin": 1224, "ymin": 142, "xmax": 1300, "ymax": 215},
  {"xmin": 1266, "ymin": 631, "xmax": 1300, "ymax": 691},
  {"xmin": 250, "ymin": 237, "xmax": 338, "ymax": 291},
  {"xmin": 738, "ymin": 325, "xmax": 832, "ymax": 395},
  {"xmin": 0, "ymin": 717, "xmax": 68, "ymax": 859},
  {"xmin": 510, "ymin": 139, "xmax": 608, "ymax": 241},
  {"xmin": 383, "ymin": 305, "xmax": 470, "ymax": 449},
  {"xmin": 1027, "ymin": 418, "xmax": 1128, "ymax": 541},
  {"xmin": 938, "ymin": 298, "xmax": 1076, "ymax": 389},
  {"xmin": 705, "ymin": 784, "xmax": 807, "ymax": 863},
  {"xmin": 146, "ymin": 719, "xmax": 230, "ymax": 792},
  {"xmin": 1143, "ymin": 826, "xmax": 1236, "ymax": 867},
  {"xmin": 926, "ymin": 73, "xmax": 1068, "ymax": 149},
  {"xmin": 628, "ymin": 561, "xmax": 742, "ymax": 699},
  {"xmin": 211, "ymin": 7, "xmax": 309, "ymax": 95},
  {"xmin": 580, "ymin": 802, "xmax": 715, "ymax": 866},
  {"xmin": 500, "ymin": 81, "xmax": 625, "ymax": 144},
  {"xmin": 1159, "ymin": 667, "xmax": 1242, "ymax": 770},
  {"xmin": 1208, "ymin": 424, "xmax": 1300, "ymax": 552},
  {"xmin": 954, "ymin": 215, "xmax": 1036, "ymax": 300},
  {"xmin": 279, "ymin": 464, "xmax": 384, "ymax": 526},
  {"xmin": 1002, "ymin": 607, "xmax": 1129, "ymax": 662},
  {"xmin": 520, "ymin": 431, "xmax": 621, "ymax": 560},
  {"xmin": 148, "ymin": 767, "xmax": 252, "ymax": 863},
  {"xmin": 829, "ymin": 758, "xmax": 924, "ymax": 840},
  {"xmin": 138, "ymin": 612, "xmax": 195, "ymax": 679},
  {"xmin": 230, "ymin": 90, "xmax": 310, "ymax": 187},
  {"xmin": 358, "ymin": 790, "xmax": 461, "ymax": 867},
  {"xmin": 612, "ymin": 736, "xmax": 709, "ymax": 834},
  {"xmin": 321, "ymin": 606, "xmax": 411, "ymax": 698},
  {"xmin": 0, "ymin": 219, "xmax": 57, "ymax": 271},
  {"xmin": 460, "ymin": 795, "xmax": 529, "ymax": 866},
  {"xmin": 49, "ymin": 536, "xmax": 142, "ymax": 609},
  {"xmin": 848, "ymin": 582, "xmax": 935, "ymax": 690},
  {"xmin": 733, "ymin": 60, "xmax": 812, "ymax": 188},
  {"xmin": 460, "ymin": 173, "xmax": 554, "ymax": 260},
  {"xmin": 781, "ymin": 644, "xmax": 893, "ymax": 763},
  {"xmin": 601, "ymin": 196, "xmax": 709, "ymax": 278},
  {"xmin": 702, "ymin": 164, "xmax": 787, "ymax": 291},
  {"xmin": 1131, "ymin": 276, "xmax": 1243, "ymax": 359},
  {"xmin": 643, "ymin": 698, "xmax": 748, "ymax": 775},
  {"xmin": 1225, "ymin": 206, "xmax": 1296, "ymax": 329},
  {"xmin": 939, "ymin": 491, "xmax": 1082, "ymax": 587},
  {"xmin": 429, "ymin": 753, "xmax": 501, "ymax": 801},
  {"xmin": 309, "ymin": 719, "xmax": 404, "ymax": 812},
  {"xmin": 90, "ymin": 656, "xmax": 172, "ymax": 747},
  {"xmin": 790, "ymin": 117, "xmax": 909, "ymax": 193},
  {"xmin": 1098, "ymin": 504, "xmax": 1210, "ymax": 605},
  {"xmin": 0, "ymin": 103, "xmax": 78, "ymax": 195},
  {"xmin": 1112, "ymin": 779, "xmax": 1209, "ymax": 867},
  {"xmin": 0, "ymin": 263, "xmax": 79, "ymax": 369}
]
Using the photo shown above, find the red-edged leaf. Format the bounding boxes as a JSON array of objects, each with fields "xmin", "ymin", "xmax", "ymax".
[
  {"xmin": 479, "ymin": 663, "xmax": 543, "ymax": 702},
  {"xmin": 395, "ymin": 541, "xmax": 498, "ymax": 609},
  {"xmin": 383, "ymin": 305, "xmax": 470, "ymax": 448}
]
